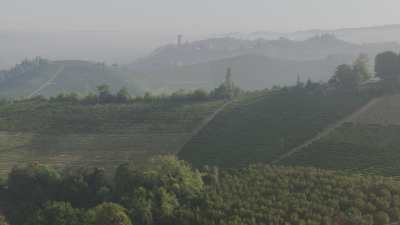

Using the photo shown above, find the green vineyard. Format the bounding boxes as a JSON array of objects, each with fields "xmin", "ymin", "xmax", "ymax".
[
  {"xmin": 281, "ymin": 123, "xmax": 400, "ymax": 176},
  {"xmin": 0, "ymin": 99, "xmax": 224, "ymax": 176},
  {"xmin": 179, "ymin": 88, "xmax": 371, "ymax": 168}
]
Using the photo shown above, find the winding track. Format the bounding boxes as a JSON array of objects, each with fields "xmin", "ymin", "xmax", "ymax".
[
  {"xmin": 27, "ymin": 65, "xmax": 65, "ymax": 98},
  {"xmin": 271, "ymin": 97, "xmax": 382, "ymax": 164}
]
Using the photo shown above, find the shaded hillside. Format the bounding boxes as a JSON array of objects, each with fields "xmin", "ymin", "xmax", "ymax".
[
  {"xmin": 0, "ymin": 59, "xmax": 141, "ymax": 98},
  {"xmin": 0, "ymin": 99, "xmax": 224, "ymax": 175},
  {"xmin": 280, "ymin": 95, "xmax": 400, "ymax": 176},
  {"xmin": 179, "ymin": 87, "xmax": 371, "ymax": 168}
]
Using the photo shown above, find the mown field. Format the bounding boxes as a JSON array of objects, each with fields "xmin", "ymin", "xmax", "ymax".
[
  {"xmin": 179, "ymin": 87, "xmax": 371, "ymax": 168},
  {"xmin": 280, "ymin": 123, "xmax": 400, "ymax": 176},
  {"xmin": 0, "ymin": 99, "xmax": 224, "ymax": 176}
]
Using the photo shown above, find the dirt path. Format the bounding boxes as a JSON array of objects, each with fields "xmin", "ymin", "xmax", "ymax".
[
  {"xmin": 27, "ymin": 65, "xmax": 65, "ymax": 98},
  {"xmin": 271, "ymin": 97, "xmax": 382, "ymax": 164},
  {"xmin": 178, "ymin": 100, "xmax": 233, "ymax": 151}
]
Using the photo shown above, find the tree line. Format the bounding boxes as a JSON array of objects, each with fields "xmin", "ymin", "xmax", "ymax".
[
  {"xmin": 2, "ymin": 157, "xmax": 400, "ymax": 225},
  {"xmin": 0, "ymin": 57, "xmax": 48, "ymax": 83},
  {"xmin": 0, "ymin": 67, "xmax": 242, "ymax": 105},
  {"xmin": 329, "ymin": 51, "xmax": 400, "ymax": 93}
]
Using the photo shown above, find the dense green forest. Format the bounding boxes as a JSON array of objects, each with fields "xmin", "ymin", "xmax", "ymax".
[{"xmin": 1, "ymin": 157, "xmax": 400, "ymax": 225}]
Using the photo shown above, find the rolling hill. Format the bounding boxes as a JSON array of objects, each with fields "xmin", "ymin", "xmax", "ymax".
[
  {"xmin": 0, "ymin": 98, "xmax": 225, "ymax": 176},
  {"xmin": 0, "ymin": 59, "xmax": 141, "ymax": 99},
  {"xmin": 130, "ymin": 35, "xmax": 400, "ymax": 92},
  {"xmin": 135, "ymin": 54, "xmax": 353, "ymax": 92},
  {"xmin": 179, "ymin": 87, "xmax": 371, "ymax": 168},
  {"xmin": 132, "ymin": 35, "xmax": 400, "ymax": 70}
]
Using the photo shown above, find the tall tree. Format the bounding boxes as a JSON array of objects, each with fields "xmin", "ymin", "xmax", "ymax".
[
  {"xmin": 88, "ymin": 203, "xmax": 132, "ymax": 225},
  {"xmin": 212, "ymin": 68, "xmax": 241, "ymax": 99},
  {"xmin": 375, "ymin": 51, "xmax": 400, "ymax": 81},
  {"xmin": 116, "ymin": 87, "xmax": 130, "ymax": 103},
  {"xmin": 35, "ymin": 201, "xmax": 85, "ymax": 225},
  {"xmin": 353, "ymin": 54, "xmax": 372, "ymax": 82},
  {"xmin": 96, "ymin": 84, "xmax": 112, "ymax": 103},
  {"xmin": 329, "ymin": 64, "xmax": 359, "ymax": 89}
]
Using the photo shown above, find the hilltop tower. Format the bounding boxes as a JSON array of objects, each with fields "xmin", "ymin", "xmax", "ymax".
[{"xmin": 177, "ymin": 34, "xmax": 183, "ymax": 46}]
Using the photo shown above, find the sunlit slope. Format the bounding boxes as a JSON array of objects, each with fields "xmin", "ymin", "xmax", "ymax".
[
  {"xmin": 0, "ymin": 99, "xmax": 224, "ymax": 176},
  {"xmin": 348, "ymin": 94, "xmax": 400, "ymax": 125},
  {"xmin": 281, "ymin": 94, "xmax": 400, "ymax": 176},
  {"xmin": 0, "ymin": 60, "xmax": 140, "ymax": 98},
  {"xmin": 179, "ymin": 88, "xmax": 370, "ymax": 168}
]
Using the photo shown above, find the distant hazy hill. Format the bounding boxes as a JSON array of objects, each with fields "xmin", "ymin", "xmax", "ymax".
[
  {"xmin": 132, "ymin": 35, "xmax": 400, "ymax": 70},
  {"xmin": 130, "ymin": 35, "xmax": 400, "ymax": 91},
  {"xmin": 136, "ymin": 54, "xmax": 354, "ymax": 91},
  {"xmin": 0, "ymin": 59, "xmax": 141, "ymax": 98},
  {"xmin": 220, "ymin": 24, "xmax": 400, "ymax": 44}
]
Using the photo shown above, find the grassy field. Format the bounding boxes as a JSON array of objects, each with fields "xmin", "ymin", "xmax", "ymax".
[
  {"xmin": 0, "ymin": 99, "xmax": 224, "ymax": 176},
  {"xmin": 280, "ymin": 123, "xmax": 400, "ymax": 176},
  {"xmin": 179, "ymin": 88, "xmax": 371, "ymax": 168}
]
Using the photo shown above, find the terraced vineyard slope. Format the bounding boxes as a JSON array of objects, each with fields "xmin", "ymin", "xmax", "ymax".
[
  {"xmin": 0, "ymin": 99, "xmax": 224, "ymax": 176},
  {"xmin": 179, "ymin": 87, "xmax": 371, "ymax": 168},
  {"xmin": 280, "ymin": 94, "xmax": 400, "ymax": 176}
]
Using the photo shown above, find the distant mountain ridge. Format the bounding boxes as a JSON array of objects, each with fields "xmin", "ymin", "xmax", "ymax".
[{"xmin": 216, "ymin": 24, "xmax": 400, "ymax": 44}]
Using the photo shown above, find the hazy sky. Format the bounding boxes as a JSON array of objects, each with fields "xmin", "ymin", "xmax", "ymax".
[
  {"xmin": 1, "ymin": 0, "xmax": 400, "ymax": 68},
  {"xmin": 2, "ymin": 0, "xmax": 400, "ymax": 35}
]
